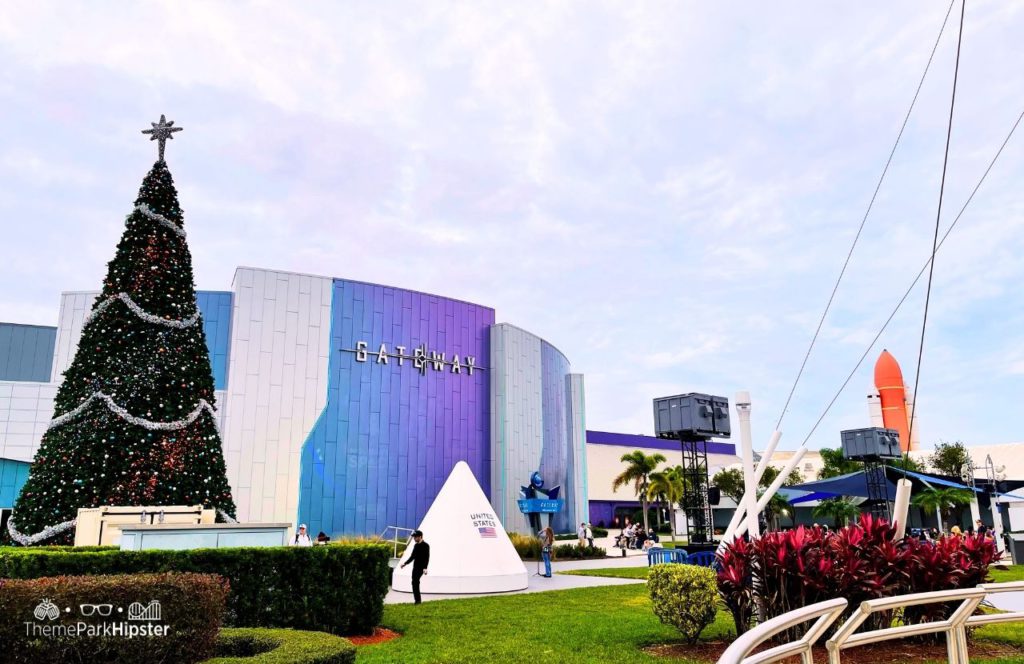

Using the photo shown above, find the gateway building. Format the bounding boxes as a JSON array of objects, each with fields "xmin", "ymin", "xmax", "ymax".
[{"xmin": 0, "ymin": 267, "xmax": 588, "ymax": 537}]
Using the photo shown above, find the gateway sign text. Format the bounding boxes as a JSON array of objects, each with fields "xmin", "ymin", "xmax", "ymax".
[{"xmin": 347, "ymin": 341, "xmax": 480, "ymax": 376}]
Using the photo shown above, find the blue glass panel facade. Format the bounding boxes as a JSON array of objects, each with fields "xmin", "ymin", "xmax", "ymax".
[
  {"xmin": 195, "ymin": 291, "xmax": 233, "ymax": 390},
  {"xmin": 539, "ymin": 341, "xmax": 574, "ymax": 532},
  {"xmin": 0, "ymin": 457, "xmax": 30, "ymax": 508},
  {"xmin": 298, "ymin": 279, "xmax": 494, "ymax": 537},
  {"xmin": 0, "ymin": 324, "xmax": 56, "ymax": 382}
]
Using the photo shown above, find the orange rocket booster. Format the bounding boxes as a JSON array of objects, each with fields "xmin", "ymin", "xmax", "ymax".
[{"xmin": 874, "ymin": 349, "xmax": 912, "ymax": 453}]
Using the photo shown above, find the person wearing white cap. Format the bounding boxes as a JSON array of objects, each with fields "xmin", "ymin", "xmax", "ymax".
[{"xmin": 291, "ymin": 523, "xmax": 313, "ymax": 547}]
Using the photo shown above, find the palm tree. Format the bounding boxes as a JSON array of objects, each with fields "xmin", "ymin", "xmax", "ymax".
[
  {"xmin": 612, "ymin": 450, "xmax": 667, "ymax": 533},
  {"xmin": 763, "ymin": 492, "xmax": 791, "ymax": 531},
  {"xmin": 812, "ymin": 497, "xmax": 861, "ymax": 527},
  {"xmin": 911, "ymin": 488, "xmax": 974, "ymax": 531},
  {"xmin": 647, "ymin": 467, "xmax": 685, "ymax": 545}
]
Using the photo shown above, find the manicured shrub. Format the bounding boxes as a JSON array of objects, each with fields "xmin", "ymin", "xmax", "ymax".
[
  {"xmin": 0, "ymin": 572, "xmax": 228, "ymax": 664},
  {"xmin": 509, "ymin": 533, "xmax": 543, "ymax": 559},
  {"xmin": 0, "ymin": 543, "xmax": 390, "ymax": 635},
  {"xmin": 648, "ymin": 563, "xmax": 719, "ymax": 644},
  {"xmin": 0, "ymin": 545, "xmax": 118, "ymax": 553},
  {"xmin": 716, "ymin": 515, "xmax": 997, "ymax": 637},
  {"xmin": 552, "ymin": 544, "xmax": 606, "ymax": 559},
  {"xmin": 508, "ymin": 535, "xmax": 605, "ymax": 560},
  {"xmin": 203, "ymin": 628, "xmax": 356, "ymax": 664}
]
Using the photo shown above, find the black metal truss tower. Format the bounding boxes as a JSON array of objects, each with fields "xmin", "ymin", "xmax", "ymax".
[
  {"xmin": 863, "ymin": 460, "xmax": 891, "ymax": 520},
  {"xmin": 679, "ymin": 435, "xmax": 714, "ymax": 544}
]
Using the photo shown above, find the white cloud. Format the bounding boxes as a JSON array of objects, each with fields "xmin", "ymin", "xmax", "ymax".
[{"xmin": 1, "ymin": 0, "xmax": 1022, "ymax": 449}]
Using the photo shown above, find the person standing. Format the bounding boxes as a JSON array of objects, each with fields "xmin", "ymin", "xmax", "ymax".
[
  {"xmin": 585, "ymin": 523, "xmax": 594, "ymax": 548},
  {"xmin": 291, "ymin": 524, "xmax": 313, "ymax": 547},
  {"xmin": 976, "ymin": 519, "xmax": 988, "ymax": 537},
  {"xmin": 577, "ymin": 522, "xmax": 587, "ymax": 548},
  {"xmin": 401, "ymin": 530, "xmax": 430, "ymax": 604},
  {"xmin": 541, "ymin": 525, "xmax": 554, "ymax": 578}
]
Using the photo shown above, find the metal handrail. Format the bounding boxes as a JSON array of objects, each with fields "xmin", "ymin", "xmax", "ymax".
[
  {"xmin": 825, "ymin": 587, "xmax": 986, "ymax": 664},
  {"xmin": 717, "ymin": 598, "xmax": 848, "ymax": 664},
  {"xmin": 968, "ymin": 581, "xmax": 1024, "ymax": 628},
  {"xmin": 718, "ymin": 582, "xmax": 1024, "ymax": 664},
  {"xmin": 375, "ymin": 525, "xmax": 415, "ymax": 559}
]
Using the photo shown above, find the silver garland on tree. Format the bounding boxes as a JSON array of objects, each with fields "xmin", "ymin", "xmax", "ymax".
[
  {"xmin": 85, "ymin": 291, "xmax": 199, "ymax": 329},
  {"xmin": 7, "ymin": 516, "xmax": 78, "ymax": 547},
  {"xmin": 47, "ymin": 392, "xmax": 218, "ymax": 432},
  {"xmin": 135, "ymin": 202, "xmax": 186, "ymax": 238}
]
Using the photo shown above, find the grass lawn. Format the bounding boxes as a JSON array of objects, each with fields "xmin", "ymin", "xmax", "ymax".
[
  {"xmin": 358, "ymin": 584, "xmax": 732, "ymax": 663},
  {"xmin": 559, "ymin": 566, "xmax": 650, "ymax": 580},
  {"xmin": 991, "ymin": 565, "xmax": 1024, "ymax": 583},
  {"xmin": 356, "ymin": 566, "xmax": 1024, "ymax": 663}
]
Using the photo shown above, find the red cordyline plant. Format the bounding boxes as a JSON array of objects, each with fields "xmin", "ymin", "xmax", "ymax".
[{"xmin": 716, "ymin": 514, "xmax": 996, "ymax": 638}]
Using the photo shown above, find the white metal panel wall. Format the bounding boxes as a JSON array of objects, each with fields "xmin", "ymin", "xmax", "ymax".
[
  {"xmin": 490, "ymin": 324, "xmax": 544, "ymax": 533},
  {"xmin": 0, "ymin": 292, "xmax": 94, "ymax": 462},
  {"xmin": 221, "ymin": 267, "xmax": 333, "ymax": 524},
  {"xmin": 585, "ymin": 443, "xmax": 742, "ymax": 501},
  {"xmin": 51, "ymin": 292, "xmax": 98, "ymax": 382},
  {"xmin": 566, "ymin": 374, "xmax": 588, "ymax": 528},
  {"xmin": 0, "ymin": 381, "xmax": 57, "ymax": 462}
]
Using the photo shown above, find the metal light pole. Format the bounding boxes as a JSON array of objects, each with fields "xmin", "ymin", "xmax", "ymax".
[
  {"xmin": 735, "ymin": 391, "xmax": 760, "ymax": 539},
  {"xmin": 985, "ymin": 454, "xmax": 1006, "ymax": 555}
]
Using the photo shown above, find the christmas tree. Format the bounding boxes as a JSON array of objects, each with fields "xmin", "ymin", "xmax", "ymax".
[{"xmin": 8, "ymin": 116, "xmax": 236, "ymax": 545}]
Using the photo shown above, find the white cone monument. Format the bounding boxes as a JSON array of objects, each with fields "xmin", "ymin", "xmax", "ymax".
[{"xmin": 392, "ymin": 460, "xmax": 528, "ymax": 594}]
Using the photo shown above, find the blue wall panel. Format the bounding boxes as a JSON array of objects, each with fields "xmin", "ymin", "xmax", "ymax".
[
  {"xmin": 298, "ymin": 279, "xmax": 494, "ymax": 537},
  {"xmin": 195, "ymin": 291, "xmax": 233, "ymax": 390},
  {"xmin": 0, "ymin": 458, "xmax": 30, "ymax": 508},
  {"xmin": 0, "ymin": 323, "xmax": 57, "ymax": 382}
]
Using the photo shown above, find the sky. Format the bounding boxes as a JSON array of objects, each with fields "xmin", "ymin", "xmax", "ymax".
[{"xmin": 1, "ymin": 1, "xmax": 1022, "ymax": 452}]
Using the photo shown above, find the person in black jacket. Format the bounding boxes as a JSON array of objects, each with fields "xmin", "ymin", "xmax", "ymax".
[{"xmin": 401, "ymin": 530, "xmax": 430, "ymax": 604}]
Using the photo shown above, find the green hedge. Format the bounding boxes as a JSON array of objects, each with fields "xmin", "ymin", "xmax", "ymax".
[
  {"xmin": 203, "ymin": 628, "xmax": 356, "ymax": 664},
  {"xmin": 551, "ymin": 544, "xmax": 607, "ymax": 559},
  {"xmin": 0, "ymin": 544, "xmax": 390, "ymax": 635},
  {"xmin": 0, "ymin": 572, "xmax": 228, "ymax": 663}
]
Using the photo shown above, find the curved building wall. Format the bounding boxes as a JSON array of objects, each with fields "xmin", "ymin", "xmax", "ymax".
[
  {"xmin": 298, "ymin": 279, "xmax": 494, "ymax": 537},
  {"xmin": 490, "ymin": 324, "xmax": 585, "ymax": 533}
]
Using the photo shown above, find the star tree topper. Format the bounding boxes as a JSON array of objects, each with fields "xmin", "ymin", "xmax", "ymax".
[{"xmin": 141, "ymin": 114, "xmax": 183, "ymax": 162}]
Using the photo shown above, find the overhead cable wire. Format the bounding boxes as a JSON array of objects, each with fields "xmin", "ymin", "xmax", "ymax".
[
  {"xmin": 904, "ymin": 0, "xmax": 966, "ymax": 461},
  {"xmin": 775, "ymin": 0, "xmax": 957, "ymax": 431},
  {"xmin": 799, "ymin": 105, "xmax": 1024, "ymax": 448}
]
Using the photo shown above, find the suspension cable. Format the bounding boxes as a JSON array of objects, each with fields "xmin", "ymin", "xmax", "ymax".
[
  {"xmin": 904, "ymin": 0, "xmax": 966, "ymax": 459},
  {"xmin": 799, "ymin": 105, "xmax": 1024, "ymax": 448},
  {"xmin": 775, "ymin": 0, "xmax": 957, "ymax": 430}
]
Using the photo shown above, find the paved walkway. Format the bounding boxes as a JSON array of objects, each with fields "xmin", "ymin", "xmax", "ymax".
[
  {"xmin": 988, "ymin": 591, "xmax": 1024, "ymax": 612},
  {"xmin": 385, "ymin": 553, "xmax": 648, "ymax": 605}
]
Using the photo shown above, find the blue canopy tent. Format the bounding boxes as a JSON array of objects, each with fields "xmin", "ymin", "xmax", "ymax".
[
  {"xmin": 779, "ymin": 470, "xmax": 898, "ymax": 503},
  {"xmin": 778, "ymin": 467, "xmax": 1024, "ymax": 505},
  {"xmin": 894, "ymin": 468, "xmax": 1024, "ymax": 501}
]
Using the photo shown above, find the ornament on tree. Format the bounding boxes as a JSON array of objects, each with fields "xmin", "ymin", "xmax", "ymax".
[{"xmin": 9, "ymin": 116, "xmax": 237, "ymax": 544}]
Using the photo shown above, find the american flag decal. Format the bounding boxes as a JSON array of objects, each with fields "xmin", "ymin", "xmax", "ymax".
[{"xmin": 478, "ymin": 527, "xmax": 496, "ymax": 538}]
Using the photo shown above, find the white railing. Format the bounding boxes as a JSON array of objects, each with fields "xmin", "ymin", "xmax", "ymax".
[
  {"xmin": 967, "ymin": 580, "xmax": 1024, "ymax": 629},
  {"xmin": 717, "ymin": 598, "xmax": 848, "ymax": 664},
  {"xmin": 717, "ymin": 582, "xmax": 1024, "ymax": 664},
  {"xmin": 825, "ymin": 587, "xmax": 985, "ymax": 664},
  {"xmin": 375, "ymin": 525, "xmax": 415, "ymax": 559}
]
